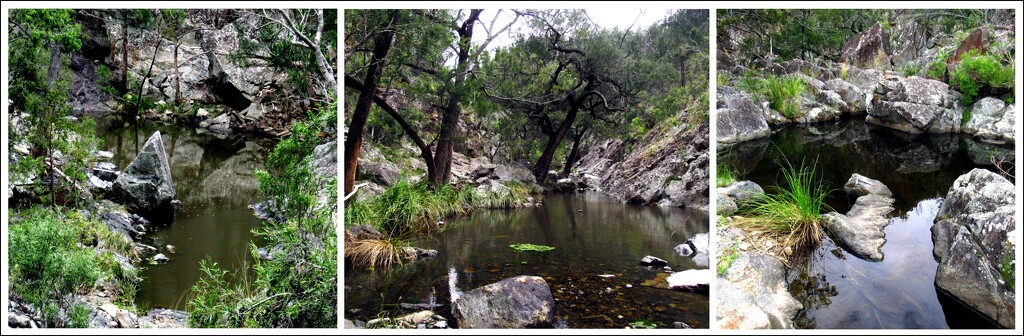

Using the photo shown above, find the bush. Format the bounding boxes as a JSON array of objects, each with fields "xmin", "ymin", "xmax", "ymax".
[
  {"xmin": 8, "ymin": 207, "xmax": 139, "ymax": 327},
  {"xmin": 902, "ymin": 63, "xmax": 922, "ymax": 77},
  {"xmin": 734, "ymin": 158, "xmax": 832, "ymax": 258},
  {"xmin": 763, "ymin": 75, "xmax": 807, "ymax": 119},
  {"xmin": 189, "ymin": 102, "xmax": 338, "ymax": 328},
  {"xmin": 950, "ymin": 50, "xmax": 1014, "ymax": 104},
  {"xmin": 926, "ymin": 61, "xmax": 947, "ymax": 81}
]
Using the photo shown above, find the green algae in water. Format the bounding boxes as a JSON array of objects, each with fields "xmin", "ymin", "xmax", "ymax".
[
  {"xmin": 628, "ymin": 320, "xmax": 658, "ymax": 329},
  {"xmin": 509, "ymin": 243, "xmax": 555, "ymax": 252}
]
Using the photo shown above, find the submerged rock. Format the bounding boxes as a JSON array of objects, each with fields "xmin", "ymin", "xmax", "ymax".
[
  {"xmin": 451, "ymin": 275, "xmax": 555, "ymax": 328},
  {"xmin": 112, "ymin": 131, "xmax": 175, "ymax": 220},
  {"xmin": 716, "ymin": 252, "xmax": 802, "ymax": 329},
  {"xmin": 640, "ymin": 255, "xmax": 669, "ymax": 267},
  {"xmin": 821, "ymin": 174, "xmax": 894, "ymax": 261},
  {"xmin": 931, "ymin": 169, "xmax": 1015, "ymax": 328}
]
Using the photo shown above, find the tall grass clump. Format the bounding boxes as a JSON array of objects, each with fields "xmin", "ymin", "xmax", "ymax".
[
  {"xmin": 8, "ymin": 207, "xmax": 140, "ymax": 327},
  {"xmin": 716, "ymin": 161, "xmax": 737, "ymax": 188},
  {"xmin": 763, "ymin": 75, "xmax": 806, "ymax": 119},
  {"xmin": 735, "ymin": 158, "xmax": 832, "ymax": 257}
]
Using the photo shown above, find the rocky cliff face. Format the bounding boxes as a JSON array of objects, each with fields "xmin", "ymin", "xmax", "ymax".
[
  {"xmin": 931, "ymin": 169, "xmax": 1016, "ymax": 328},
  {"xmin": 70, "ymin": 9, "xmax": 312, "ymax": 136},
  {"xmin": 576, "ymin": 120, "xmax": 709, "ymax": 212}
]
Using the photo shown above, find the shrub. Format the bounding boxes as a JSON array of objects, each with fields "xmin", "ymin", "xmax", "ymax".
[
  {"xmin": 189, "ymin": 102, "xmax": 338, "ymax": 328},
  {"xmin": 763, "ymin": 75, "xmax": 806, "ymax": 119},
  {"xmin": 926, "ymin": 61, "xmax": 947, "ymax": 80},
  {"xmin": 950, "ymin": 50, "xmax": 1014, "ymax": 104},
  {"xmin": 734, "ymin": 158, "xmax": 832, "ymax": 258},
  {"xmin": 902, "ymin": 63, "xmax": 922, "ymax": 77},
  {"xmin": 8, "ymin": 207, "xmax": 139, "ymax": 327}
]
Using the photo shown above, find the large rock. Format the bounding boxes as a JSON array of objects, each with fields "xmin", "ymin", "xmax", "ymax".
[
  {"xmin": 716, "ymin": 252, "xmax": 802, "ymax": 329},
  {"xmin": 112, "ymin": 131, "xmax": 175, "ymax": 219},
  {"xmin": 841, "ymin": 22, "xmax": 892, "ymax": 70},
  {"xmin": 717, "ymin": 88, "xmax": 770, "ymax": 144},
  {"xmin": 962, "ymin": 97, "xmax": 1015, "ymax": 143},
  {"xmin": 866, "ymin": 76, "xmax": 963, "ymax": 134},
  {"xmin": 451, "ymin": 275, "xmax": 555, "ymax": 328},
  {"xmin": 824, "ymin": 79, "xmax": 868, "ymax": 115},
  {"xmin": 358, "ymin": 161, "xmax": 399, "ymax": 187},
  {"xmin": 890, "ymin": 19, "xmax": 929, "ymax": 67},
  {"xmin": 950, "ymin": 28, "xmax": 988, "ymax": 63},
  {"xmin": 931, "ymin": 169, "xmax": 1015, "ymax": 328},
  {"xmin": 820, "ymin": 174, "xmax": 894, "ymax": 261}
]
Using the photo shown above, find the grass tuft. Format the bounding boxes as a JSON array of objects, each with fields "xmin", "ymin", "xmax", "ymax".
[
  {"xmin": 763, "ymin": 75, "xmax": 807, "ymax": 119},
  {"xmin": 734, "ymin": 157, "xmax": 832, "ymax": 257}
]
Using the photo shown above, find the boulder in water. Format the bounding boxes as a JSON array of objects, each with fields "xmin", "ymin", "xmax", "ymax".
[
  {"xmin": 451, "ymin": 275, "xmax": 555, "ymax": 328},
  {"xmin": 112, "ymin": 131, "xmax": 175, "ymax": 221}
]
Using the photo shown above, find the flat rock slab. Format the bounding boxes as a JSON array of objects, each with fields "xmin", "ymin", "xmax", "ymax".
[{"xmin": 821, "ymin": 174, "xmax": 894, "ymax": 261}]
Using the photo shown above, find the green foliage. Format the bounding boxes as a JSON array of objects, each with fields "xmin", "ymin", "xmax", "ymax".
[
  {"xmin": 717, "ymin": 244, "xmax": 740, "ymax": 276},
  {"xmin": 763, "ymin": 75, "xmax": 806, "ymax": 119},
  {"xmin": 735, "ymin": 158, "xmax": 832, "ymax": 256},
  {"xmin": 1001, "ymin": 255, "xmax": 1015, "ymax": 291},
  {"xmin": 628, "ymin": 320, "xmax": 658, "ymax": 329},
  {"xmin": 926, "ymin": 61, "xmax": 947, "ymax": 81},
  {"xmin": 8, "ymin": 207, "xmax": 139, "ymax": 327},
  {"xmin": 902, "ymin": 63, "xmax": 922, "ymax": 77},
  {"xmin": 717, "ymin": 161, "xmax": 737, "ymax": 188},
  {"xmin": 509, "ymin": 243, "xmax": 555, "ymax": 252},
  {"xmin": 190, "ymin": 103, "xmax": 338, "ymax": 328},
  {"xmin": 717, "ymin": 72, "xmax": 731, "ymax": 87},
  {"xmin": 949, "ymin": 50, "xmax": 1014, "ymax": 104},
  {"xmin": 236, "ymin": 9, "xmax": 337, "ymax": 98}
]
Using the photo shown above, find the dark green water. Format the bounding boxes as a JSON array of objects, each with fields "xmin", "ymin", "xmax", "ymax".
[
  {"xmin": 344, "ymin": 192, "xmax": 710, "ymax": 328},
  {"xmin": 97, "ymin": 120, "xmax": 272, "ymax": 310},
  {"xmin": 721, "ymin": 119, "xmax": 1013, "ymax": 329}
]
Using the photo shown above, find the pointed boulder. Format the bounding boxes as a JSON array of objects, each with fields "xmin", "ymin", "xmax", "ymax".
[{"xmin": 113, "ymin": 131, "xmax": 176, "ymax": 220}]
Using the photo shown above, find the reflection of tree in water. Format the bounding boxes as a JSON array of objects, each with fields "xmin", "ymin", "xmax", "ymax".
[{"xmin": 788, "ymin": 245, "xmax": 841, "ymax": 329}]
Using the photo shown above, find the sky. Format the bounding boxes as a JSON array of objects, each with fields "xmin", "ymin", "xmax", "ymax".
[{"xmin": 470, "ymin": 8, "xmax": 672, "ymax": 52}]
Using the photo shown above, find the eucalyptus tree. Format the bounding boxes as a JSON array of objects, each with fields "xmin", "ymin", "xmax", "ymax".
[{"xmin": 343, "ymin": 9, "xmax": 517, "ymax": 194}]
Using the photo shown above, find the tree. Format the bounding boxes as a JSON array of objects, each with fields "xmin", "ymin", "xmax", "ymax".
[
  {"xmin": 482, "ymin": 10, "xmax": 635, "ymax": 182},
  {"xmin": 8, "ymin": 9, "xmax": 95, "ymax": 206},
  {"xmin": 343, "ymin": 9, "xmax": 517, "ymax": 193},
  {"xmin": 241, "ymin": 9, "xmax": 338, "ymax": 98},
  {"xmin": 343, "ymin": 10, "xmax": 398, "ymax": 195}
]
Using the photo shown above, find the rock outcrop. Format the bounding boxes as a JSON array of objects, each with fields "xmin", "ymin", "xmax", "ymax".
[
  {"xmin": 716, "ymin": 252, "xmax": 802, "ymax": 329},
  {"xmin": 866, "ymin": 76, "xmax": 963, "ymax": 134},
  {"xmin": 451, "ymin": 275, "xmax": 556, "ymax": 329},
  {"xmin": 581, "ymin": 121, "xmax": 709, "ymax": 211},
  {"xmin": 841, "ymin": 22, "xmax": 892, "ymax": 70},
  {"xmin": 112, "ymin": 131, "xmax": 175, "ymax": 220},
  {"xmin": 717, "ymin": 87, "xmax": 771, "ymax": 144},
  {"xmin": 931, "ymin": 169, "xmax": 1016, "ymax": 328},
  {"xmin": 821, "ymin": 174, "xmax": 895, "ymax": 261}
]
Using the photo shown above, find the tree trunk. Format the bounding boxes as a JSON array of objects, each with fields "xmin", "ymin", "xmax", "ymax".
[
  {"xmin": 343, "ymin": 10, "xmax": 397, "ymax": 196},
  {"xmin": 173, "ymin": 42, "xmax": 180, "ymax": 104},
  {"xmin": 561, "ymin": 127, "xmax": 587, "ymax": 176},
  {"xmin": 533, "ymin": 101, "xmax": 579, "ymax": 183},
  {"xmin": 134, "ymin": 25, "xmax": 163, "ymax": 116},
  {"xmin": 121, "ymin": 12, "xmax": 129, "ymax": 94},
  {"xmin": 44, "ymin": 42, "xmax": 62, "ymax": 205},
  {"xmin": 431, "ymin": 9, "xmax": 481, "ymax": 188}
]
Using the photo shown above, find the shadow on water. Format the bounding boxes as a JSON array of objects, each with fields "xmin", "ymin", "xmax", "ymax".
[
  {"xmin": 720, "ymin": 119, "xmax": 1010, "ymax": 329},
  {"xmin": 96, "ymin": 118, "xmax": 274, "ymax": 310},
  {"xmin": 344, "ymin": 192, "xmax": 710, "ymax": 328}
]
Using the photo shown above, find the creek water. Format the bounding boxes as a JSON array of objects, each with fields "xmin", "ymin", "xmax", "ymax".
[
  {"xmin": 721, "ymin": 119, "xmax": 1014, "ymax": 329},
  {"xmin": 96, "ymin": 119, "xmax": 273, "ymax": 310},
  {"xmin": 344, "ymin": 192, "xmax": 710, "ymax": 328}
]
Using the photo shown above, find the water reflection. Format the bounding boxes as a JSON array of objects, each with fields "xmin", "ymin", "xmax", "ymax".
[
  {"xmin": 96, "ymin": 120, "xmax": 271, "ymax": 310},
  {"xmin": 345, "ymin": 192, "xmax": 710, "ymax": 328},
  {"xmin": 724, "ymin": 120, "xmax": 1007, "ymax": 329}
]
